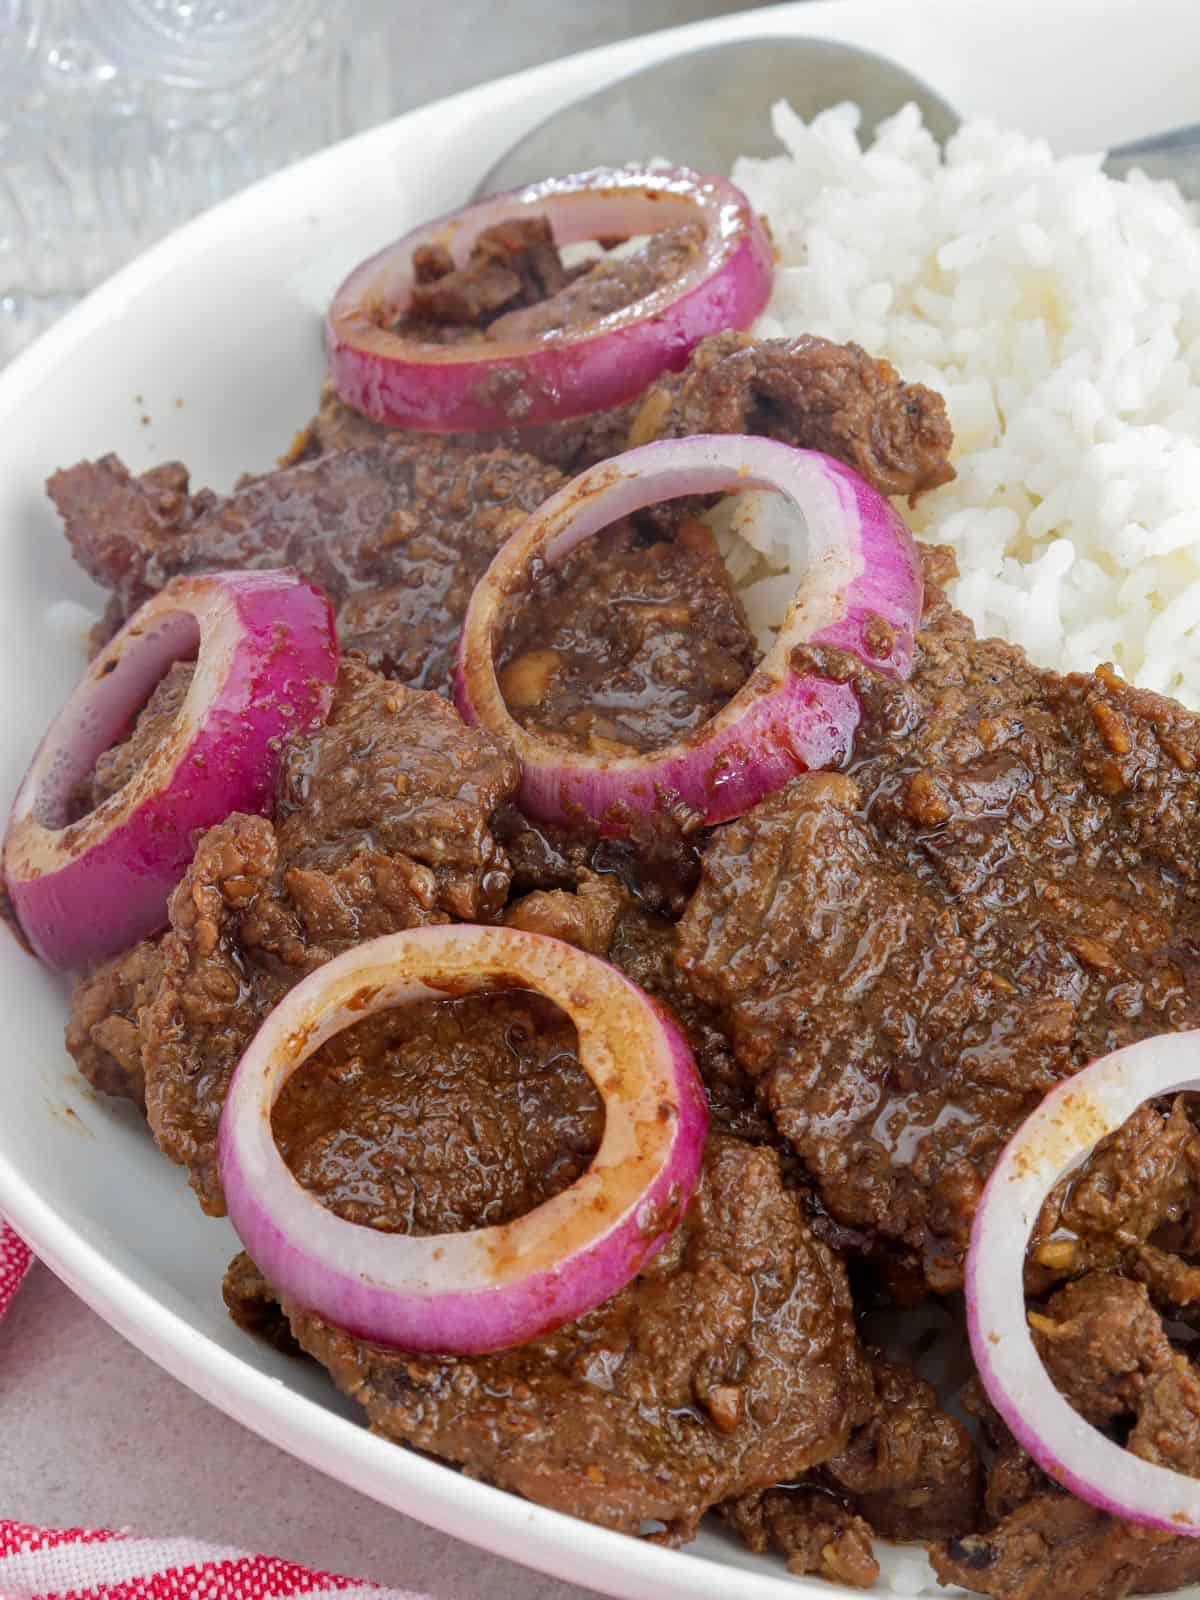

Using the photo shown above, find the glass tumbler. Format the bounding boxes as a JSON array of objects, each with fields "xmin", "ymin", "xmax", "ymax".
[{"xmin": 0, "ymin": 0, "xmax": 391, "ymax": 361}]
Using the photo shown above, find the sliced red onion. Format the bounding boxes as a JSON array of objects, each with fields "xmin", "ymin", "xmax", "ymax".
[
  {"xmin": 3, "ymin": 570, "xmax": 338, "ymax": 969},
  {"xmin": 326, "ymin": 166, "xmax": 773, "ymax": 431},
  {"xmin": 968, "ymin": 1031, "xmax": 1200, "ymax": 1534},
  {"xmin": 218, "ymin": 924, "xmax": 708, "ymax": 1354},
  {"xmin": 454, "ymin": 434, "xmax": 922, "ymax": 829}
]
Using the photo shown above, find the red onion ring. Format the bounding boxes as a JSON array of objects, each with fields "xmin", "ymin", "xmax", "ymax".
[
  {"xmin": 3, "ymin": 570, "xmax": 338, "ymax": 969},
  {"xmin": 968, "ymin": 1031, "xmax": 1200, "ymax": 1534},
  {"xmin": 326, "ymin": 166, "xmax": 773, "ymax": 431},
  {"xmin": 217, "ymin": 924, "xmax": 708, "ymax": 1354},
  {"xmin": 454, "ymin": 434, "xmax": 922, "ymax": 829}
]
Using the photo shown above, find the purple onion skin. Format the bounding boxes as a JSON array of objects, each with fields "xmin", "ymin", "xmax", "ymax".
[
  {"xmin": 218, "ymin": 927, "xmax": 710, "ymax": 1355},
  {"xmin": 966, "ymin": 1032, "xmax": 1200, "ymax": 1535},
  {"xmin": 507, "ymin": 673, "xmax": 862, "ymax": 830},
  {"xmin": 455, "ymin": 437, "xmax": 923, "ymax": 831},
  {"xmin": 811, "ymin": 464, "xmax": 924, "ymax": 679},
  {"xmin": 4, "ymin": 571, "xmax": 338, "ymax": 969},
  {"xmin": 225, "ymin": 1000, "xmax": 708, "ymax": 1355},
  {"xmin": 326, "ymin": 168, "xmax": 774, "ymax": 432}
]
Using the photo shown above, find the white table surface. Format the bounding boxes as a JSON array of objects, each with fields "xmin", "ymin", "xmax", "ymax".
[
  {"xmin": 1, "ymin": 1263, "xmax": 602, "ymax": 1597},
  {"xmin": 0, "ymin": 5, "xmax": 771, "ymax": 1591},
  {"xmin": 0, "ymin": 3, "xmax": 769, "ymax": 1592}
]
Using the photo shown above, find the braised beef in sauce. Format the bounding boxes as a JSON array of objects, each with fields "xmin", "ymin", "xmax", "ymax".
[
  {"xmin": 274, "ymin": 991, "xmax": 601, "ymax": 1235},
  {"xmin": 496, "ymin": 516, "xmax": 756, "ymax": 752},
  {"xmin": 44, "ymin": 284, "xmax": 1200, "ymax": 1600},
  {"xmin": 230, "ymin": 1137, "xmax": 874, "ymax": 1544},
  {"xmin": 677, "ymin": 548, "xmax": 1200, "ymax": 1297},
  {"xmin": 396, "ymin": 213, "xmax": 705, "ymax": 348}
]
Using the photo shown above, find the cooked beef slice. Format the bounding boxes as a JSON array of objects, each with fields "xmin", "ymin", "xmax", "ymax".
[
  {"xmin": 501, "ymin": 872, "xmax": 624, "ymax": 956},
  {"xmin": 48, "ymin": 443, "xmax": 563, "ymax": 695},
  {"xmin": 820, "ymin": 1356, "xmax": 982, "ymax": 1540},
  {"xmin": 497, "ymin": 517, "xmax": 756, "ymax": 752},
  {"xmin": 223, "ymin": 1252, "xmax": 302, "ymax": 1357},
  {"xmin": 959, "ymin": 1374, "xmax": 1053, "ymax": 1525},
  {"xmin": 405, "ymin": 216, "xmax": 571, "ymax": 333},
  {"xmin": 984, "ymin": 1437, "xmax": 1051, "ymax": 1526},
  {"xmin": 494, "ymin": 801, "xmax": 703, "ymax": 920},
  {"xmin": 1128, "ymin": 1351, "xmax": 1200, "ymax": 1472},
  {"xmin": 485, "ymin": 224, "xmax": 705, "ymax": 347},
  {"xmin": 1028, "ymin": 1274, "xmax": 1173, "ymax": 1425},
  {"xmin": 722, "ymin": 1485, "xmax": 880, "ymax": 1588},
  {"xmin": 933, "ymin": 1495, "xmax": 1200, "ymax": 1600},
  {"xmin": 933, "ymin": 1414, "xmax": 1200, "ymax": 1600},
  {"xmin": 936, "ymin": 1286, "xmax": 1200, "ymax": 1600},
  {"xmin": 398, "ymin": 218, "xmax": 703, "ymax": 352},
  {"xmin": 46, "ymin": 457, "xmax": 214, "ymax": 608},
  {"xmin": 278, "ymin": 1137, "xmax": 873, "ymax": 1542},
  {"xmin": 723, "ymin": 1350, "xmax": 981, "ymax": 1568},
  {"xmin": 65, "ymin": 940, "xmax": 164, "ymax": 1109},
  {"xmin": 677, "ymin": 556, "xmax": 1200, "ymax": 1292},
  {"xmin": 1030, "ymin": 1098, "xmax": 1200, "ymax": 1305},
  {"xmin": 631, "ymin": 331, "xmax": 956, "ymax": 500},
  {"xmin": 302, "ymin": 330, "xmax": 957, "ymax": 497},
  {"xmin": 606, "ymin": 898, "xmax": 774, "ymax": 1146},
  {"xmin": 273, "ymin": 991, "xmax": 601, "ymax": 1236},
  {"xmin": 139, "ymin": 661, "xmax": 517, "ymax": 1213}
]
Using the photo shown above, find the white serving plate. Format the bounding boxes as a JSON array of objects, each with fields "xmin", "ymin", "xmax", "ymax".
[{"xmin": 2, "ymin": 2, "xmax": 1199, "ymax": 1596}]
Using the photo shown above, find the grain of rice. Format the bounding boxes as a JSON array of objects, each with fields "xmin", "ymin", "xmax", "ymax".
[{"xmin": 725, "ymin": 101, "xmax": 1200, "ymax": 704}]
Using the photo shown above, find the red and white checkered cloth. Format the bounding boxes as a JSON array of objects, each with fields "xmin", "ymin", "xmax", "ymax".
[{"xmin": 0, "ymin": 1221, "xmax": 424, "ymax": 1600}]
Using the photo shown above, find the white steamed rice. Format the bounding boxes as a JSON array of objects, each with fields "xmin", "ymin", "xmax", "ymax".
[{"xmin": 722, "ymin": 100, "xmax": 1200, "ymax": 705}]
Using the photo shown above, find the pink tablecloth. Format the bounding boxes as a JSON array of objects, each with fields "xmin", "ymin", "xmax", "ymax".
[{"xmin": 0, "ymin": 1220, "xmax": 422, "ymax": 1600}]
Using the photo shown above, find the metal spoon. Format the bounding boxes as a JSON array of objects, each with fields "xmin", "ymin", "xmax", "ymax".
[
  {"xmin": 1106, "ymin": 126, "xmax": 1200, "ymax": 195},
  {"xmin": 474, "ymin": 36, "xmax": 960, "ymax": 197},
  {"xmin": 475, "ymin": 33, "xmax": 1200, "ymax": 200}
]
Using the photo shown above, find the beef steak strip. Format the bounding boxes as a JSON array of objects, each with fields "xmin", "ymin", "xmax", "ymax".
[
  {"xmin": 223, "ymin": 1252, "xmax": 302, "ymax": 1357},
  {"xmin": 934, "ymin": 1493, "xmax": 1200, "ymax": 1600},
  {"xmin": 819, "ymin": 1354, "xmax": 982, "ymax": 1541},
  {"xmin": 66, "ymin": 939, "xmax": 164, "ymax": 1110},
  {"xmin": 1029, "ymin": 1097, "xmax": 1200, "ymax": 1306},
  {"xmin": 721, "ymin": 1485, "xmax": 880, "ymax": 1588},
  {"xmin": 496, "ymin": 516, "xmax": 757, "ymax": 753},
  {"xmin": 267, "ymin": 1136, "xmax": 874, "ymax": 1543},
  {"xmin": 484, "ymin": 223, "xmax": 705, "ymax": 348},
  {"xmin": 723, "ymin": 1348, "xmax": 982, "ymax": 1573},
  {"xmin": 1027, "ymin": 1273, "xmax": 1173, "ymax": 1425},
  {"xmin": 274, "ymin": 991, "xmax": 601, "ymax": 1237},
  {"xmin": 405, "ymin": 216, "xmax": 571, "ymax": 333},
  {"xmin": 605, "ymin": 896, "xmax": 774, "ymax": 1147},
  {"xmin": 397, "ymin": 216, "xmax": 703, "ymax": 355},
  {"xmin": 632, "ymin": 330, "xmax": 956, "ymax": 501},
  {"xmin": 493, "ymin": 800, "xmax": 703, "ymax": 920},
  {"xmin": 934, "ymin": 1278, "xmax": 1200, "ymax": 1600},
  {"xmin": 501, "ymin": 870, "xmax": 623, "ymax": 956},
  {"xmin": 48, "ymin": 442, "xmax": 563, "ymax": 697},
  {"xmin": 132, "ymin": 660, "xmax": 517, "ymax": 1214},
  {"xmin": 676, "ymin": 549, "xmax": 1200, "ymax": 1293}
]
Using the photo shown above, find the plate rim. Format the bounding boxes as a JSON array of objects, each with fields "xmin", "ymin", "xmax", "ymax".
[{"xmin": 1, "ymin": 0, "xmax": 1195, "ymax": 1595}]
